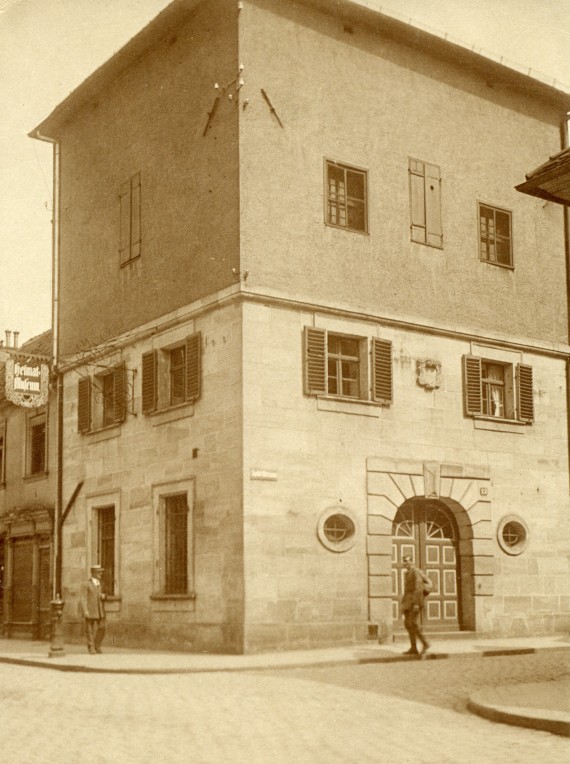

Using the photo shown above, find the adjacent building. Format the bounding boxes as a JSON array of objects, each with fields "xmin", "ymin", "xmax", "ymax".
[
  {"xmin": 0, "ymin": 330, "xmax": 54, "ymax": 639},
  {"xmin": 30, "ymin": 0, "xmax": 570, "ymax": 653}
]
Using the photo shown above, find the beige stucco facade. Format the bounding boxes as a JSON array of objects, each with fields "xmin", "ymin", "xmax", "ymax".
[{"xmin": 29, "ymin": 0, "xmax": 570, "ymax": 652}]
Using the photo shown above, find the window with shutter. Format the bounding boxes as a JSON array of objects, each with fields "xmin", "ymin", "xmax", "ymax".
[
  {"xmin": 304, "ymin": 327, "xmax": 327, "ymax": 395},
  {"xmin": 303, "ymin": 327, "xmax": 392, "ymax": 405},
  {"xmin": 463, "ymin": 355, "xmax": 482, "ymax": 416},
  {"xmin": 185, "ymin": 332, "xmax": 201, "ymax": 402},
  {"xmin": 78, "ymin": 378, "xmax": 91, "ymax": 433},
  {"xmin": 113, "ymin": 364, "xmax": 127, "ymax": 424},
  {"xmin": 463, "ymin": 355, "xmax": 533, "ymax": 425},
  {"xmin": 517, "ymin": 364, "xmax": 534, "ymax": 423},
  {"xmin": 371, "ymin": 338, "xmax": 393, "ymax": 404},
  {"xmin": 141, "ymin": 351, "xmax": 157, "ymax": 414},
  {"xmin": 409, "ymin": 159, "xmax": 443, "ymax": 248}
]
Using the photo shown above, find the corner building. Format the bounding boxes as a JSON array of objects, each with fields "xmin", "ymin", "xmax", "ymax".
[{"xmin": 32, "ymin": 0, "xmax": 570, "ymax": 652}]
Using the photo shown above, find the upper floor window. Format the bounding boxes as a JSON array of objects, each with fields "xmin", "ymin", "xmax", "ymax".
[
  {"xmin": 78, "ymin": 364, "xmax": 127, "ymax": 433},
  {"xmin": 325, "ymin": 160, "xmax": 368, "ymax": 233},
  {"xmin": 304, "ymin": 326, "xmax": 392, "ymax": 405},
  {"xmin": 463, "ymin": 355, "xmax": 533, "ymax": 423},
  {"xmin": 409, "ymin": 158, "xmax": 443, "ymax": 248},
  {"xmin": 119, "ymin": 172, "xmax": 141, "ymax": 266},
  {"xmin": 27, "ymin": 411, "xmax": 47, "ymax": 476},
  {"xmin": 478, "ymin": 203, "xmax": 512, "ymax": 267},
  {"xmin": 142, "ymin": 333, "xmax": 201, "ymax": 415}
]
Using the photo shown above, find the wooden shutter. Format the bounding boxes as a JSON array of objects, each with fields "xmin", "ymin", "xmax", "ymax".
[
  {"xmin": 304, "ymin": 326, "xmax": 327, "ymax": 395},
  {"xmin": 131, "ymin": 173, "xmax": 141, "ymax": 260},
  {"xmin": 371, "ymin": 338, "xmax": 393, "ymax": 404},
  {"xmin": 185, "ymin": 332, "xmax": 201, "ymax": 402},
  {"xmin": 409, "ymin": 159, "xmax": 442, "ymax": 247},
  {"xmin": 113, "ymin": 364, "xmax": 127, "ymax": 423},
  {"xmin": 517, "ymin": 364, "xmax": 534, "ymax": 423},
  {"xmin": 463, "ymin": 355, "xmax": 482, "ymax": 416},
  {"xmin": 77, "ymin": 377, "xmax": 91, "ymax": 433},
  {"xmin": 425, "ymin": 163, "xmax": 443, "ymax": 248},
  {"xmin": 409, "ymin": 159, "xmax": 426, "ymax": 243},
  {"xmin": 141, "ymin": 351, "xmax": 157, "ymax": 414},
  {"xmin": 119, "ymin": 179, "xmax": 131, "ymax": 265}
]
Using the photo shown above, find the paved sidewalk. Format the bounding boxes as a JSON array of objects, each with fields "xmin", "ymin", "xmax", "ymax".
[
  {"xmin": 1, "ymin": 633, "xmax": 569, "ymax": 739},
  {"xmin": 1, "ymin": 632, "xmax": 569, "ymax": 674}
]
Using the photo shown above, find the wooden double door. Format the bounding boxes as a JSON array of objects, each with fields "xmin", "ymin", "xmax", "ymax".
[{"xmin": 392, "ymin": 499, "xmax": 460, "ymax": 630}]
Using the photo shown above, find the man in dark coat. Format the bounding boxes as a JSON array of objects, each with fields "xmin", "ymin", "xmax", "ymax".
[
  {"xmin": 401, "ymin": 555, "xmax": 430, "ymax": 656},
  {"xmin": 80, "ymin": 564, "xmax": 106, "ymax": 654}
]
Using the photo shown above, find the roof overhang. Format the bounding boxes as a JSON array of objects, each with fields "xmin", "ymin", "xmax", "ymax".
[
  {"xmin": 30, "ymin": 0, "xmax": 570, "ymax": 141},
  {"xmin": 515, "ymin": 147, "xmax": 570, "ymax": 206}
]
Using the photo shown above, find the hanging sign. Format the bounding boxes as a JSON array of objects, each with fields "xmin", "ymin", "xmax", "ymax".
[{"xmin": 4, "ymin": 357, "xmax": 50, "ymax": 407}]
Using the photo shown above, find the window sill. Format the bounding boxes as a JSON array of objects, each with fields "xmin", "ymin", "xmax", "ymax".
[
  {"xmin": 146, "ymin": 402, "xmax": 195, "ymax": 426},
  {"xmin": 479, "ymin": 259, "xmax": 514, "ymax": 271},
  {"xmin": 23, "ymin": 471, "xmax": 49, "ymax": 483},
  {"xmin": 317, "ymin": 396, "xmax": 382, "ymax": 417},
  {"xmin": 325, "ymin": 221, "xmax": 369, "ymax": 236},
  {"xmin": 84, "ymin": 424, "xmax": 121, "ymax": 443},
  {"xmin": 150, "ymin": 593, "xmax": 196, "ymax": 601},
  {"xmin": 473, "ymin": 417, "xmax": 526, "ymax": 433}
]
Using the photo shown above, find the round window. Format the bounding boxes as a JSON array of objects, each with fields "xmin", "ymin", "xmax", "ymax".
[
  {"xmin": 317, "ymin": 507, "xmax": 358, "ymax": 552},
  {"xmin": 497, "ymin": 515, "xmax": 529, "ymax": 556}
]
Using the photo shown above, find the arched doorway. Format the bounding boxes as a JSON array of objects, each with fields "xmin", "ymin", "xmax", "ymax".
[{"xmin": 392, "ymin": 498, "xmax": 460, "ymax": 631}]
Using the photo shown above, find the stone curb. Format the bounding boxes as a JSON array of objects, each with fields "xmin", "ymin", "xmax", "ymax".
[
  {"xmin": 0, "ymin": 644, "xmax": 567, "ymax": 675},
  {"xmin": 467, "ymin": 694, "xmax": 570, "ymax": 738}
]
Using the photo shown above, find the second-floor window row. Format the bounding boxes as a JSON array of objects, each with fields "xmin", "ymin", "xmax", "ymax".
[{"xmin": 325, "ymin": 157, "xmax": 513, "ymax": 268}]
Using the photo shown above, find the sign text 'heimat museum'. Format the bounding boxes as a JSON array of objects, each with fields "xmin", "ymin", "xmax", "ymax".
[{"xmin": 4, "ymin": 357, "xmax": 50, "ymax": 407}]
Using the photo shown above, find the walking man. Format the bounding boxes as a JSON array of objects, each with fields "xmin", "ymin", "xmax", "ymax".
[
  {"xmin": 80, "ymin": 564, "xmax": 106, "ymax": 654},
  {"xmin": 401, "ymin": 554, "xmax": 430, "ymax": 657}
]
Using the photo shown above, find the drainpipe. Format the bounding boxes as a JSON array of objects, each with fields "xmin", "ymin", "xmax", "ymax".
[
  {"xmin": 32, "ymin": 129, "xmax": 65, "ymax": 656},
  {"xmin": 561, "ymin": 114, "xmax": 570, "ymax": 493}
]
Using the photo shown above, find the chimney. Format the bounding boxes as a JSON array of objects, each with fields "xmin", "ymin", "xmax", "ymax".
[
  {"xmin": 5, "ymin": 330, "xmax": 11, "ymax": 347},
  {"xmin": 13, "ymin": 331, "xmax": 19, "ymax": 349}
]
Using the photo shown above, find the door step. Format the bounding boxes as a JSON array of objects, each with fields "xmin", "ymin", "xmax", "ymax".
[{"xmin": 391, "ymin": 630, "xmax": 476, "ymax": 643}]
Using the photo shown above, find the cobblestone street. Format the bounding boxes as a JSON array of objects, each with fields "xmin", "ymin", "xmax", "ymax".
[{"xmin": 0, "ymin": 650, "xmax": 568, "ymax": 763}]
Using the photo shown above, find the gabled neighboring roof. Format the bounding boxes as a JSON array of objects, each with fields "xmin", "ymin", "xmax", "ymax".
[
  {"xmin": 515, "ymin": 147, "xmax": 570, "ymax": 206},
  {"xmin": 19, "ymin": 329, "xmax": 53, "ymax": 359},
  {"xmin": 30, "ymin": 0, "xmax": 570, "ymax": 139}
]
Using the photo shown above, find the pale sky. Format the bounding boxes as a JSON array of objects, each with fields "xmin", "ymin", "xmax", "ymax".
[{"xmin": 1, "ymin": 0, "xmax": 570, "ymax": 344}]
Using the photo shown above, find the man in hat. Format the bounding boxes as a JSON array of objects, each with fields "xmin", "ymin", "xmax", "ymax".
[
  {"xmin": 80, "ymin": 564, "xmax": 106, "ymax": 654},
  {"xmin": 401, "ymin": 555, "xmax": 430, "ymax": 657}
]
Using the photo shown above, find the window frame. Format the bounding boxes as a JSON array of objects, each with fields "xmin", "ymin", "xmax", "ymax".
[
  {"xmin": 152, "ymin": 478, "xmax": 195, "ymax": 600},
  {"xmin": 87, "ymin": 492, "xmax": 120, "ymax": 599},
  {"xmin": 463, "ymin": 354, "xmax": 532, "ymax": 424},
  {"xmin": 304, "ymin": 326, "xmax": 392, "ymax": 406},
  {"xmin": 96, "ymin": 505, "xmax": 116, "ymax": 596},
  {"xmin": 324, "ymin": 159, "xmax": 369, "ymax": 234},
  {"xmin": 141, "ymin": 332, "xmax": 201, "ymax": 416},
  {"xmin": 77, "ymin": 364, "xmax": 127, "ymax": 434},
  {"xmin": 477, "ymin": 201, "xmax": 513, "ymax": 268},
  {"xmin": 26, "ymin": 409, "xmax": 47, "ymax": 477}
]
